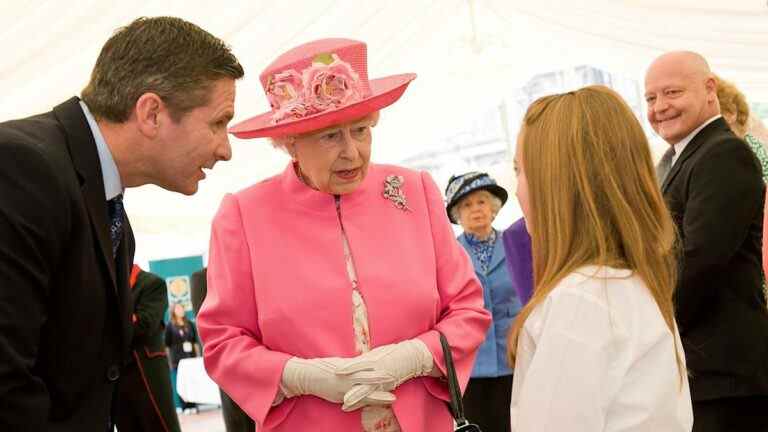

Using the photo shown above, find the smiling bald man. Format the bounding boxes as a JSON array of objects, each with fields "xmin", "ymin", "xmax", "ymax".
[{"xmin": 645, "ymin": 51, "xmax": 768, "ymax": 431}]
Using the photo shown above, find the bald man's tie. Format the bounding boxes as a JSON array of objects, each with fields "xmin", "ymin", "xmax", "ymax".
[{"xmin": 656, "ymin": 146, "xmax": 676, "ymax": 187}]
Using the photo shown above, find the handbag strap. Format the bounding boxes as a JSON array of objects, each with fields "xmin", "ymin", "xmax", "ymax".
[{"xmin": 439, "ymin": 332, "xmax": 469, "ymax": 426}]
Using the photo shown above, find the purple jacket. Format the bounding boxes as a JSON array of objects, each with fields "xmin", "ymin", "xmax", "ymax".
[{"xmin": 501, "ymin": 218, "xmax": 534, "ymax": 305}]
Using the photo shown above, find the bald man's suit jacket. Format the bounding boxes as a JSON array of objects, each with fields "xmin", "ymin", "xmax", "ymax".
[{"xmin": 661, "ymin": 117, "xmax": 768, "ymax": 401}]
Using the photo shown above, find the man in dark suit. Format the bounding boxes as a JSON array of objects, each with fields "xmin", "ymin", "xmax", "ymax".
[
  {"xmin": 0, "ymin": 17, "xmax": 243, "ymax": 431},
  {"xmin": 190, "ymin": 268, "xmax": 255, "ymax": 432},
  {"xmin": 116, "ymin": 265, "xmax": 181, "ymax": 432},
  {"xmin": 646, "ymin": 51, "xmax": 768, "ymax": 431}
]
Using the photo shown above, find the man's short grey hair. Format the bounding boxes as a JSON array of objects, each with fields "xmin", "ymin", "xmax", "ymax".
[{"xmin": 451, "ymin": 190, "xmax": 503, "ymax": 224}]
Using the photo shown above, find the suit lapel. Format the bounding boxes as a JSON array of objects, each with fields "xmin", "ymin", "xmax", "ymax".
[
  {"xmin": 457, "ymin": 234, "xmax": 482, "ymax": 271},
  {"xmin": 662, "ymin": 118, "xmax": 727, "ymax": 193},
  {"xmin": 459, "ymin": 232, "xmax": 505, "ymax": 274},
  {"xmin": 52, "ymin": 98, "xmax": 118, "ymax": 291},
  {"xmin": 486, "ymin": 233, "xmax": 506, "ymax": 273}
]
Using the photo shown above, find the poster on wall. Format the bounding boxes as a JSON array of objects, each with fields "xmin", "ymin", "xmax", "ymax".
[
  {"xmin": 148, "ymin": 255, "xmax": 203, "ymax": 318},
  {"xmin": 166, "ymin": 275, "xmax": 192, "ymax": 312}
]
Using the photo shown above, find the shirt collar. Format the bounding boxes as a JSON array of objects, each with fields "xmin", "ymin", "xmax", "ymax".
[
  {"xmin": 79, "ymin": 101, "xmax": 123, "ymax": 200},
  {"xmin": 464, "ymin": 229, "xmax": 498, "ymax": 246},
  {"xmin": 672, "ymin": 114, "xmax": 721, "ymax": 165}
]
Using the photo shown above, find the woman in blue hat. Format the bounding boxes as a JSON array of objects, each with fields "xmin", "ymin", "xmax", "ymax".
[{"xmin": 445, "ymin": 172, "xmax": 522, "ymax": 432}]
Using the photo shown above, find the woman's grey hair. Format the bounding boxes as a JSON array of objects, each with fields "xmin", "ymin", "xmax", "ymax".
[
  {"xmin": 451, "ymin": 190, "xmax": 503, "ymax": 224},
  {"xmin": 269, "ymin": 136, "xmax": 294, "ymax": 153}
]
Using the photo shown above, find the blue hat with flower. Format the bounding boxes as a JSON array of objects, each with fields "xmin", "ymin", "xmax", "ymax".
[{"xmin": 444, "ymin": 171, "xmax": 508, "ymax": 224}]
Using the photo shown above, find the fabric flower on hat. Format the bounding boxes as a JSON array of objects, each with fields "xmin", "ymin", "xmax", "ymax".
[
  {"xmin": 266, "ymin": 70, "xmax": 303, "ymax": 110},
  {"xmin": 229, "ymin": 38, "xmax": 417, "ymax": 139},
  {"xmin": 304, "ymin": 53, "xmax": 363, "ymax": 110},
  {"xmin": 270, "ymin": 53, "xmax": 364, "ymax": 124}
]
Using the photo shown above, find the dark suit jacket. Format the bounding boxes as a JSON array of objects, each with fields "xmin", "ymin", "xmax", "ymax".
[
  {"xmin": 129, "ymin": 270, "xmax": 170, "ymax": 364},
  {"xmin": 662, "ymin": 117, "xmax": 768, "ymax": 401},
  {"xmin": 190, "ymin": 268, "xmax": 208, "ymax": 316},
  {"xmin": 0, "ymin": 98, "xmax": 135, "ymax": 430},
  {"xmin": 117, "ymin": 269, "xmax": 180, "ymax": 432}
]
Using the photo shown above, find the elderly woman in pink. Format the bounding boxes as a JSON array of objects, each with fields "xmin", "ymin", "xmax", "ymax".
[{"xmin": 197, "ymin": 38, "xmax": 491, "ymax": 431}]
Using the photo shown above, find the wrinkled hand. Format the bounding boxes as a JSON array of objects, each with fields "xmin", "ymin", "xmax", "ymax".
[
  {"xmin": 280, "ymin": 357, "xmax": 396, "ymax": 409},
  {"xmin": 336, "ymin": 339, "xmax": 435, "ymax": 411}
]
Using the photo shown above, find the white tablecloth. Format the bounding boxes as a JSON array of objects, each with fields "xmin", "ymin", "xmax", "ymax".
[{"xmin": 176, "ymin": 357, "xmax": 221, "ymax": 405}]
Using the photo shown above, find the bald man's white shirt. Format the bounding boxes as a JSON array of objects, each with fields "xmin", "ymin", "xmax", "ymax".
[{"xmin": 670, "ymin": 115, "xmax": 722, "ymax": 166}]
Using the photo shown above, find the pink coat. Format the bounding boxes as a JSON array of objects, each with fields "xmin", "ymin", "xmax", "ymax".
[{"xmin": 198, "ymin": 163, "xmax": 491, "ymax": 431}]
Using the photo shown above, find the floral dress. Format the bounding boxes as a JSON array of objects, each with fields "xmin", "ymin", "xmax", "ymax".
[
  {"xmin": 337, "ymin": 196, "xmax": 401, "ymax": 432},
  {"xmin": 464, "ymin": 229, "xmax": 498, "ymax": 273},
  {"xmin": 745, "ymin": 133, "xmax": 768, "ymax": 303},
  {"xmin": 746, "ymin": 133, "xmax": 768, "ymax": 183}
]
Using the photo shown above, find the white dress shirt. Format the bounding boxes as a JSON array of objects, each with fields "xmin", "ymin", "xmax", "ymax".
[
  {"xmin": 671, "ymin": 115, "xmax": 721, "ymax": 167},
  {"xmin": 510, "ymin": 266, "xmax": 693, "ymax": 432},
  {"xmin": 80, "ymin": 100, "xmax": 123, "ymax": 200}
]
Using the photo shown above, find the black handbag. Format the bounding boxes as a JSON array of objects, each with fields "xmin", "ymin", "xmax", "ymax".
[{"xmin": 439, "ymin": 332, "xmax": 483, "ymax": 432}]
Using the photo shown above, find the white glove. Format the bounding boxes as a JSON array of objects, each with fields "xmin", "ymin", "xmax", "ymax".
[
  {"xmin": 280, "ymin": 357, "xmax": 396, "ymax": 409},
  {"xmin": 336, "ymin": 339, "xmax": 435, "ymax": 411}
]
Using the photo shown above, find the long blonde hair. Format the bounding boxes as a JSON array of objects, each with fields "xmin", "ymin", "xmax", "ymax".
[{"xmin": 507, "ymin": 86, "xmax": 683, "ymax": 380}]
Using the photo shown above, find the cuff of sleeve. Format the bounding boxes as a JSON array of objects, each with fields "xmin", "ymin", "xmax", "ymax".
[
  {"xmin": 416, "ymin": 330, "xmax": 445, "ymax": 377},
  {"xmin": 271, "ymin": 388, "xmax": 286, "ymax": 406}
]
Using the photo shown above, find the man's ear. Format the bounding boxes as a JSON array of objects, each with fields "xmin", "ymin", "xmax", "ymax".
[
  {"xmin": 134, "ymin": 93, "xmax": 164, "ymax": 137},
  {"xmin": 704, "ymin": 75, "xmax": 718, "ymax": 103}
]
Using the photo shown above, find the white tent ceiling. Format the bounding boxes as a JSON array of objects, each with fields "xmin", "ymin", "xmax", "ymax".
[{"xmin": 2, "ymin": 0, "xmax": 766, "ymax": 264}]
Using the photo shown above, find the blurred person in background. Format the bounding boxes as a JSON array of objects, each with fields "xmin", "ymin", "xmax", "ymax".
[
  {"xmin": 445, "ymin": 171, "xmax": 522, "ymax": 432},
  {"xmin": 501, "ymin": 219, "xmax": 534, "ymax": 307},
  {"xmin": 165, "ymin": 303, "xmax": 201, "ymax": 415},
  {"xmin": 117, "ymin": 265, "xmax": 181, "ymax": 432},
  {"xmin": 715, "ymin": 74, "xmax": 768, "ymax": 181},
  {"xmin": 190, "ymin": 268, "xmax": 255, "ymax": 432}
]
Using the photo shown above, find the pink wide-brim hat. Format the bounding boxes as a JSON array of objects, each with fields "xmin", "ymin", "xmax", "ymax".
[{"xmin": 229, "ymin": 38, "xmax": 416, "ymax": 139}]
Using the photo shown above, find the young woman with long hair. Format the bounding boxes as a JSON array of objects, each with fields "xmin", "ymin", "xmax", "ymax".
[{"xmin": 508, "ymin": 86, "xmax": 692, "ymax": 431}]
